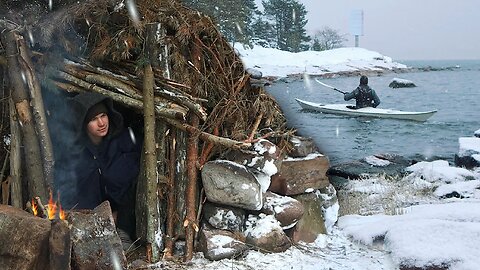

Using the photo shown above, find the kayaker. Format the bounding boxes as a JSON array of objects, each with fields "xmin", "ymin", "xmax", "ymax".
[{"xmin": 344, "ymin": 75, "xmax": 381, "ymax": 109}]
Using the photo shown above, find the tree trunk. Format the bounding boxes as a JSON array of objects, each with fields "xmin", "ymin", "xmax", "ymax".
[
  {"xmin": 184, "ymin": 113, "xmax": 199, "ymax": 261},
  {"xmin": 17, "ymin": 33, "xmax": 54, "ymax": 189},
  {"xmin": 2, "ymin": 30, "xmax": 47, "ymax": 202},
  {"xmin": 142, "ymin": 62, "xmax": 161, "ymax": 263},
  {"xmin": 174, "ymin": 130, "xmax": 187, "ymax": 241},
  {"xmin": 184, "ymin": 38, "xmax": 202, "ymax": 261},
  {"xmin": 164, "ymin": 130, "xmax": 177, "ymax": 259},
  {"xmin": 9, "ymin": 98, "xmax": 22, "ymax": 208}
]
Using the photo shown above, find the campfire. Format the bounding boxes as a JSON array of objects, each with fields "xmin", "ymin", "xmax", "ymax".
[
  {"xmin": 0, "ymin": 201, "xmax": 128, "ymax": 270},
  {"xmin": 29, "ymin": 190, "xmax": 66, "ymax": 220}
]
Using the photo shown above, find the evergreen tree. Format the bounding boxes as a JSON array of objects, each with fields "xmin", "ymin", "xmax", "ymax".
[
  {"xmin": 262, "ymin": 0, "xmax": 310, "ymax": 52},
  {"xmin": 251, "ymin": 13, "xmax": 277, "ymax": 48}
]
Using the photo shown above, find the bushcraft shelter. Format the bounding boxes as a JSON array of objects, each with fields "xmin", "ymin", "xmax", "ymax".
[{"xmin": 0, "ymin": 0, "xmax": 295, "ymax": 265}]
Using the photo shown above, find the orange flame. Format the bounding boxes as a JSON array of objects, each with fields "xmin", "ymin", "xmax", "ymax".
[
  {"xmin": 47, "ymin": 190, "xmax": 57, "ymax": 220},
  {"xmin": 57, "ymin": 192, "xmax": 66, "ymax": 220},
  {"xmin": 31, "ymin": 198, "xmax": 38, "ymax": 216}
]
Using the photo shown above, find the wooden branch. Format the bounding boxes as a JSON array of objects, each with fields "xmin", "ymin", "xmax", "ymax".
[
  {"xmin": 9, "ymin": 98, "xmax": 22, "ymax": 208},
  {"xmin": 185, "ymin": 113, "xmax": 199, "ymax": 261},
  {"xmin": 247, "ymin": 112, "xmax": 264, "ymax": 141},
  {"xmin": 56, "ymin": 71, "xmax": 187, "ymax": 121},
  {"xmin": 0, "ymin": 156, "xmax": 9, "ymax": 204},
  {"xmin": 63, "ymin": 64, "xmax": 142, "ymax": 100},
  {"xmin": 142, "ymin": 61, "xmax": 161, "ymax": 263},
  {"xmin": 164, "ymin": 130, "xmax": 176, "ymax": 260},
  {"xmin": 18, "ymin": 34, "xmax": 54, "ymax": 189},
  {"xmin": 33, "ymin": 196, "xmax": 47, "ymax": 218},
  {"xmin": 164, "ymin": 118, "xmax": 251, "ymax": 150},
  {"xmin": 198, "ymin": 126, "xmax": 219, "ymax": 168},
  {"xmin": 2, "ymin": 30, "xmax": 47, "ymax": 202},
  {"xmin": 64, "ymin": 62, "xmax": 207, "ymax": 121},
  {"xmin": 51, "ymin": 81, "xmax": 85, "ymax": 93},
  {"xmin": 154, "ymin": 87, "xmax": 207, "ymax": 121}
]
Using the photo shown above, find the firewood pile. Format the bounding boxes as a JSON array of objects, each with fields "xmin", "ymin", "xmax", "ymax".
[{"xmin": 0, "ymin": 0, "xmax": 299, "ymax": 266}]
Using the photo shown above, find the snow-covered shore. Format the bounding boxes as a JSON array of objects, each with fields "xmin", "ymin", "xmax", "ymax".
[
  {"xmin": 234, "ymin": 44, "xmax": 409, "ymax": 78},
  {"xmin": 148, "ymin": 46, "xmax": 480, "ymax": 270}
]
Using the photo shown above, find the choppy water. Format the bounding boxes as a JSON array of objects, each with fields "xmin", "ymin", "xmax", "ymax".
[{"xmin": 265, "ymin": 60, "xmax": 480, "ymax": 165}]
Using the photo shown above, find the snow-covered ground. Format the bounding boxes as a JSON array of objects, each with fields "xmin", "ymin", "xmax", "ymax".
[
  {"xmin": 147, "ymin": 46, "xmax": 480, "ymax": 270},
  {"xmin": 234, "ymin": 44, "xmax": 408, "ymax": 78}
]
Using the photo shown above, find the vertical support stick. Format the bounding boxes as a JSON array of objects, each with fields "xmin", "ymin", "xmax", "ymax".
[{"xmin": 142, "ymin": 63, "xmax": 160, "ymax": 262}]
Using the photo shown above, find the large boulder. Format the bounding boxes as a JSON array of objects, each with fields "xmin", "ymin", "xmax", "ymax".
[
  {"xmin": 224, "ymin": 139, "xmax": 282, "ymax": 178},
  {"xmin": 327, "ymin": 153, "xmax": 413, "ymax": 189},
  {"xmin": 269, "ymin": 153, "xmax": 330, "ymax": 196},
  {"xmin": 389, "ymin": 78, "xmax": 416, "ymax": 88},
  {"xmin": 197, "ymin": 227, "xmax": 248, "ymax": 261},
  {"xmin": 202, "ymin": 203, "xmax": 246, "ymax": 232},
  {"xmin": 0, "ymin": 205, "xmax": 51, "ymax": 270},
  {"xmin": 288, "ymin": 191, "xmax": 328, "ymax": 243},
  {"xmin": 288, "ymin": 135, "xmax": 319, "ymax": 158},
  {"xmin": 202, "ymin": 160, "xmax": 263, "ymax": 210},
  {"xmin": 261, "ymin": 191, "xmax": 304, "ymax": 229},
  {"xmin": 245, "ymin": 214, "xmax": 291, "ymax": 253},
  {"xmin": 454, "ymin": 137, "xmax": 480, "ymax": 169},
  {"xmin": 68, "ymin": 201, "xmax": 127, "ymax": 270}
]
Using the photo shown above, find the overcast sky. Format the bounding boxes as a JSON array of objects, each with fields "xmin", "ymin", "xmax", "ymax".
[{"xmin": 255, "ymin": 0, "xmax": 480, "ymax": 60}]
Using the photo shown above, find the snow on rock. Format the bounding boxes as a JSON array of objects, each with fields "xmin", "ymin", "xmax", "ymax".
[
  {"xmin": 388, "ymin": 78, "xmax": 416, "ymax": 88},
  {"xmin": 405, "ymin": 160, "xmax": 475, "ymax": 184},
  {"xmin": 284, "ymin": 152, "xmax": 324, "ymax": 161},
  {"xmin": 201, "ymin": 160, "xmax": 263, "ymax": 210},
  {"xmin": 245, "ymin": 214, "xmax": 281, "ymax": 239},
  {"xmin": 245, "ymin": 214, "xmax": 292, "ymax": 253},
  {"xmin": 338, "ymin": 202, "xmax": 480, "ymax": 270},
  {"xmin": 317, "ymin": 186, "xmax": 340, "ymax": 234},
  {"xmin": 474, "ymin": 128, "xmax": 480, "ymax": 138},
  {"xmin": 458, "ymin": 137, "xmax": 480, "ymax": 157},
  {"xmin": 365, "ymin": 155, "xmax": 391, "ymax": 167},
  {"xmin": 204, "ymin": 204, "xmax": 245, "ymax": 232},
  {"xmin": 198, "ymin": 228, "xmax": 249, "ymax": 261},
  {"xmin": 262, "ymin": 191, "xmax": 304, "ymax": 230},
  {"xmin": 434, "ymin": 180, "xmax": 480, "ymax": 199}
]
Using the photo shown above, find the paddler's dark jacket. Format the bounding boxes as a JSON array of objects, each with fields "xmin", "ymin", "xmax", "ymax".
[
  {"xmin": 344, "ymin": 85, "xmax": 381, "ymax": 109},
  {"xmin": 69, "ymin": 92, "xmax": 142, "ymax": 210}
]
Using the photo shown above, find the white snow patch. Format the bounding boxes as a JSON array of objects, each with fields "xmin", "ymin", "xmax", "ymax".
[
  {"xmin": 365, "ymin": 155, "xmax": 391, "ymax": 167},
  {"xmin": 285, "ymin": 152, "xmax": 324, "ymax": 161},
  {"xmin": 245, "ymin": 214, "xmax": 282, "ymax": 238},
  {"xmin": 458, "ymin": 137, "xmax": 480, "ymax": 157}
]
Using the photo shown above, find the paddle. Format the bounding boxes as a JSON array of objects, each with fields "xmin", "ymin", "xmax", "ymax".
[{"xmin": 314, "ymin": 79, "xmax": 347, "ymax": 94}]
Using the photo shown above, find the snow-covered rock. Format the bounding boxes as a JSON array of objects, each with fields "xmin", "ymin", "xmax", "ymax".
[{"xmin": 388, "ymin": 77, "xmax": 416, "ymax": 88}]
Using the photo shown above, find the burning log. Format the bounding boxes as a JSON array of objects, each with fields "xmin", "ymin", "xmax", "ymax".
[{"xmin": 30, "ymin": 196, "xmax": 47, "ymax": 218}]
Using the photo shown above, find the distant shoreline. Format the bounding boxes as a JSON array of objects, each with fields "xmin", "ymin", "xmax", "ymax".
[{"xmin": 259, "ymin": 64, "xmax": 462, "ymax": 83}]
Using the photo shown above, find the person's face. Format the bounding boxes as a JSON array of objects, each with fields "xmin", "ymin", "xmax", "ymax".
[{"xmin": 86, "ymin": 112, "xmax": 109, "ymax": 144}]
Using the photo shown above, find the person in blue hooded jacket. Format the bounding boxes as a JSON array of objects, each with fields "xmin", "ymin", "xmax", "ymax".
[
  {"xmin": 344, "ymin": 75, "xmax": 381, "ymax": 109},
  {"xmin": 69, "ymin": 92, "xmax": 142, "ymax": 238}
]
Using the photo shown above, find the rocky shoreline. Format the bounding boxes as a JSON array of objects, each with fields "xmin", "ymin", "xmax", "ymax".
[{"xmin": 253, "ymin": 63, "xmax": 462, "ymax": 85}]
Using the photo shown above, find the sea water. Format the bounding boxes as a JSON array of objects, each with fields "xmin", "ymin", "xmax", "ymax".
[{"xmin": 265, "ymin": 60, "xmax": 480, "ymax": 165}]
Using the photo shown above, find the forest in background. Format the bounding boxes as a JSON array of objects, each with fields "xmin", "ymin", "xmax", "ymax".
[{"xmin": 183, "ymin": 0, "xmax": 347, "ymax": 52}]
